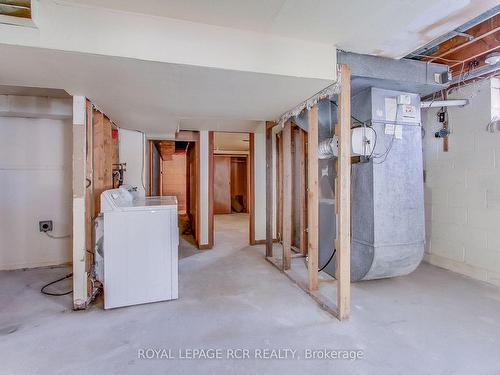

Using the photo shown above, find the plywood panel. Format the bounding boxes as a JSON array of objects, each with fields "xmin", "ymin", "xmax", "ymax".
[
  {"xmin": 214, "ymin": 155, "xmax": 231, "ymax": 214},
  {"xmin": 85, "ymin": 102, "xmax": 120, "ymax": 300},
  {"xmin": 162, "ymin": 151, "xmax": 187, "ymax": 214}
]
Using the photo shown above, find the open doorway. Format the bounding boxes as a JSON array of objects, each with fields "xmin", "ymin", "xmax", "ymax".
[
  {"xmin": 211, "ymin": 132, "xmax": 254, "ymax": 246},
  {"xmin": 148, "ymin": 136, "xmax": 200, "ymax": 257}
]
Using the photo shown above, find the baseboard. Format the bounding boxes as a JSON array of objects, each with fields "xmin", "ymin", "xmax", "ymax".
[
  {"xmin": 253, "ymin": 239, "xmax": 266, "ymax": 245},
  {"xmin": 0, "ymin": 260, "xmax": 72, "ymax": 271},
  {"xmin": 424, "ymin": 253, "xmax": 496, "ymax": 285},
  {"xmin": 198, "ymin": 244, "xmax": 212, "ymax": 250}
]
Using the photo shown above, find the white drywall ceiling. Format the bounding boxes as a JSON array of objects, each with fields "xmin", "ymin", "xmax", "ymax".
[
  {"xmin": 64, "ymin": 0, "xmax": 499, "ymax": 58},
  {"xmin": 0, "ymin": 44, "xmax": 330, "ymax": 135}
]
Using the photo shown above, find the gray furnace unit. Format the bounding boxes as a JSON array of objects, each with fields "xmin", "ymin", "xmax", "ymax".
[{"xmin": 348, "ymin": 88, "xmax": 425, "ymax": 281}]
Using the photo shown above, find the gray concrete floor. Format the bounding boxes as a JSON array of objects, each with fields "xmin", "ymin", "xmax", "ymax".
[{"xmin": 1, "ymin": 213, "xmax": 500, "ymax": 374}]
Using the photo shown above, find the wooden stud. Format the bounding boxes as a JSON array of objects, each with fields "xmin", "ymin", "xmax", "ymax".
[
  {"xmin": 103, "ymin": 116, "xmax": 112, "ymax": 189},
  {"xmin": 195, "ymin": 135, "xmax": 201, "ymax": 247},
  {"xmin": 307, "ymin": 105, "xmax": 319, "ymax": 291},
  {"xmin": 282, "ymin": 121, "xmax": 292, "ymax": 270},
  {"xmin": 249, "ymin": 133, "xmax": 256, "ymax": 245},
  {"xmin": 265, "ymin": 121, "xmax": 275, "ymax": 257},
  {"xmin": 336, "ymin": 64, "xmax": 352, "ymax": 320},
  {"xmin": 276, "ymin": 132, "xmax": 283, "ymax": 241},
  {"xmin": 208, "ymin": 131, "xmax": 214, "ymax": 248},
  {"xmin": 298, "ymin": 128, "xmax": 308, "ymax": 255},
  {"xmin": 92, "ymin": 110, "xmax": 104, "ymax": 215}
]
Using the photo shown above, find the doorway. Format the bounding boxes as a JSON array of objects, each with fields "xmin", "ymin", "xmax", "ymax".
[
  {"xmin": 148, "ymin": 134, "xmax": 200, "ymax": 255},
  {"xmin": 211, "ymin": 132, "xmax": 255, "ymax": 246}
]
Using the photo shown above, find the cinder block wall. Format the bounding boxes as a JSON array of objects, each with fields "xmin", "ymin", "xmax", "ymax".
[{"xmin": 422, "ymin": 78, "xmax": 500, "ymax": 286}]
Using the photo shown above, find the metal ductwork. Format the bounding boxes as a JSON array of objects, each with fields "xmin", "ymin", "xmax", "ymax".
[
  {"xmin": 345, "ymin": 88, "xmax": 425, "ymax": 281},
  {"xmin": 293, "ymin": 52, "xmax": 438, "ymax": 281},
  {"xmin": 337, "ymin": 51, "xmax": 450, "ymax": 97}
]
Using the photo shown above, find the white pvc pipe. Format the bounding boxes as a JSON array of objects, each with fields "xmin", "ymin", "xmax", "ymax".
[{"xmin": 420, "ymin": 99, "xmax": 468, "ymax": 108}]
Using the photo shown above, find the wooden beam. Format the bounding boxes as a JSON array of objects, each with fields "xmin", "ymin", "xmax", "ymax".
[
  {"xmin": 265, "ymin": 121, "xmax": 274, "ymax": 257},
  {"xmin": 336, "ymin": 64, "xmax": 352, "ymax": 320},
  {"xmin": 307, "ymin": 105, "xmax": 319, "ymax": 291},
  {"xmin": 282, "ymin": 121, "xmax": 292, "ymax": 270},
  {"xmin": 175, "ymin": 130, "xmax": 199, "ymax": 142}
]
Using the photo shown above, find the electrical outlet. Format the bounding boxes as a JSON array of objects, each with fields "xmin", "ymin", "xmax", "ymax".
[{"xmin": 39, "ymin": 220, "xmax": 53, "ymax": 232}]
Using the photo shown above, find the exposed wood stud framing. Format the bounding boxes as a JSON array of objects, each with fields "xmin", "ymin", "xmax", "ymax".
[
  {"xmin": 208, "ymin": 131, "xmax": 214, "ymax": 248},
  {"xmin": 249, "ymin": 133, "xmax": 256, "ymax": 246},
  {"xmin": 265, "ymin": 121, "xmax": 275, "ymax": 257},
  {"xmin": 282, "ymin": 121, "xmax": 292, "ymax": 270},
  {"xmin": 307, "ymin": 105, "xmax": 319, "ymax": 291},
  {"xmin": 336, "ymin": 64, "xmax": 352, "ymax": 320},
  {"xmin": 276, "ymin": 132, "xmax": 283, "ymax": 242},
  {"xmin": 413, "ymin": 14, "xmax": 499, "ymax": 80},
  {"xmin": 298, "ymin": 128, "xmax": 307, "ymax": 255}
]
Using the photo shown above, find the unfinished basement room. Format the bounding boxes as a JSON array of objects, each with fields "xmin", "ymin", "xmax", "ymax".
[{"xmin": 0, "ymin": 1, "xmax": 499, "ymax": 374}]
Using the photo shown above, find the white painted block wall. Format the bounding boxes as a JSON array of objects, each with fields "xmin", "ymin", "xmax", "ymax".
[
  {"xmin": 0, "ymin": 105, "xmax": 73, "ymax": 269},
  {"xmin": 118, "ymin": 129, "xmax": 146, "ymax": 196},
  {"xmin": 422, "ymin": 78, "xmax": 500, "ymax": 286}
]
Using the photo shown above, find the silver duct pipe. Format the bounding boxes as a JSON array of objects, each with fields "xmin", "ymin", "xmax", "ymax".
[{"xmin": 318, "ymin": 137, "xmax": 337, "ymax": 159}]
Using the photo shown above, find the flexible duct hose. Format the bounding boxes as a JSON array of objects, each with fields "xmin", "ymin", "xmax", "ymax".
[{"xmin": 317, "ymin": 137, "xmax": 337, "ymax": 159}]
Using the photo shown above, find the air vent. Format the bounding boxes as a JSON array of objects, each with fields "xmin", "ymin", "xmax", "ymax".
[{"xmin": 0, "ymin": 1, "xmax": 31, "ymax": 20}]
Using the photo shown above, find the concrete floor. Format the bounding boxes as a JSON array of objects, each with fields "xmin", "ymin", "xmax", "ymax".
[{"xmin": 1, "ymin": 213, "xmax": 500, "ymax": 374}]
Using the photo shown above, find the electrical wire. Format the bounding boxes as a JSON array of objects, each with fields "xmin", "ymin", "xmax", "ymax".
[
  {"xmin": 44, "ymin": 232, "xmax": 71, "ymax": 240},
  {"xmin": 318, "ymin": 249, "xmax": 336, "ymax": 272},
  {"xmin": 365, "ymin": 125, "xmax": 378, "ymax": 160},
  {"xmin": 41, "ymin": 273, "xmax": 73, "ymax": 296},
  {"xmin": 407, "ymin": 53, "xmax": 464, "ymax": 64},
  {"xmin": 330, "ymin": 100, "xmax": 365, "ymax": 125},
  {"xmin": 373, "ymin": 132, "xmax": 396, "ymax": 164}
]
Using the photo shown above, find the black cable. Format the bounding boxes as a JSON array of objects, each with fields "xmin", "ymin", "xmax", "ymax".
[
  {"xmin": 318, "ymin": 249, "xmax": 336, "ymax": 272},
  {"xmin": 330, "ymin": 100, "xmax": 365, "ymax": 125},
  {"xmin": 41, "ymin": 273, "xmax": 73, "ymax": 296}
]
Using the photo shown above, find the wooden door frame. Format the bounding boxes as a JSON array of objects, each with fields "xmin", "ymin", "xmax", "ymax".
[
  {"xmin": 209, "ymin": 131, "xmax": 256, "ymax": 247},
  {"xmin": 147, "ymin": 132, "xmax": 203, "ymax": 248},
  {"xmin": 147, "ymin": 140, "xmax": 163, "ymax": 197}
]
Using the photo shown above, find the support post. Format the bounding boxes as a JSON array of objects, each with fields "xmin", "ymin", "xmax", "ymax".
[
  {"xmin": 336, "ymin": 64, "xmax": 352, "ymax": 320},
  {"xmin": 72, "ymin": 96, "xmax": 88, "ymax": 310},
  {"xmin": 249, "ymin": 133, "xmax": 255, "ymax": 245},
  {"xmin": 265, "ymin": 122, "xmax": 275, "ymax": 257},
  {"xmin": 208, "ymin": 131, "xmax": 214, "ymax": 248},
  {"xmin": 282, "ymin": 121, "xmax": 292, "ymax": 270},
  {"xmin": 307, "ymin": 105, "xmax": 319, "ymax": 291}
]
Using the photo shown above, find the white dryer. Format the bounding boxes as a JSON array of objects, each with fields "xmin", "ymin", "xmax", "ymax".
[{"xmin": 99, "ymin": 186, "xmax": 179, "ymax": 309}]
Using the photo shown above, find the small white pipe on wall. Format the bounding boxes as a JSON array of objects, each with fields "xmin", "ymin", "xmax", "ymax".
[{"xmin": 421, "ymin": 99, "xmax": 468, "ymax": 108}]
